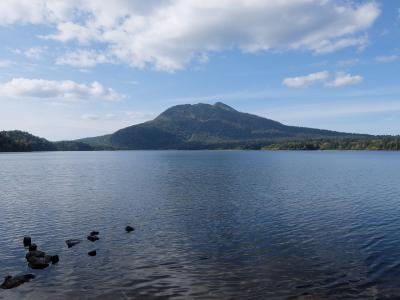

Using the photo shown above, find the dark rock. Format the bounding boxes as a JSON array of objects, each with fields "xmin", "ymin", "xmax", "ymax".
[
  {"xmin": 23, "ymin": 236, "xmax": 32, "ymax": 247},
  {"xmin": 88, "ymin": 250, "xmax": 96, "ymax": 256},
  {"xmin": 27, "ymin": 255, "xmax": 51, "ymax": 269},
  {"xmin": 28, "ymin": 244, "xmax": 37, "ymax": 251},
  {"xmin": 25, "ymin": 246, "xmax": 58, "ymax": 269},
  {"xmin": 87, "ymin": 235, "xmax": 99, "ymax": 242},
  {"xmin": 51, "ymin": 255, "xmax": 59, "ymax": 264},
  {"xmin": 65, "ymin": 239, "xmax": 81, "ymax": 248},
  {"xmin": 26, "ymin": 250, "xmax": 45, "ymax": 260},
  {"xmin": 1, "ymin": 274, "xmax": 35, "ymax": 289},
  {"xmin": 125, "ymin": 226, "xmax": 135, "ymax": 232},
  {"xmin": 90, "ymin": 231, "xmax": 99, "ymax": 236}
]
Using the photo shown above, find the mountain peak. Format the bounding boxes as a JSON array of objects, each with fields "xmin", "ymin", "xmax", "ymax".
[
  {"xmin": 156, "ymin": 101, "xmax": 236, "ymax": 121},
  {"xmin": 213, "ymin": 102, "xmax": 236, "ymax": 112}
]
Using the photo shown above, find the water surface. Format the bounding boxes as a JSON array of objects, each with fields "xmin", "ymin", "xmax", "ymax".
[{"xmin": 1, "ymin": 151, "xmax": 400, "ymax": 299}]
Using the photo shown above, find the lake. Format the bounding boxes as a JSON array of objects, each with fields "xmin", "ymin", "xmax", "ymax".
[{"xmin": 1, "ymin": 151, "xmax": 400, "ymax": 299}]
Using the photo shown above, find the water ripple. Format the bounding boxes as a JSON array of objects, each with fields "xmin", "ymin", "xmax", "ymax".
[{"xmin": 1, "ymin": 151, "xmax": 400, "ymax": 299}]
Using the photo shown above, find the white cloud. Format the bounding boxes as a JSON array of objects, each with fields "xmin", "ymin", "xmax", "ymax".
[
  {"xmin": 126, "ymin": 80, "xmax": 140, "ymax": 86},
  {"xmin": 105, "ymin": 113, "xmax": 116, "ymax": 119},
  {"xmin": 81, "ymin": 113, "xmax": 120, "ymax": 121},
  {"xmin": 327, "ymin": 72, "xmax": 363, "ymax": 87},
  {"xmin": 284, "ymin": 71, "xmax": 363, "ymax": 88},
  {"xmin": 81, "ymin": 111, "xmax": 152, "ymax": 123},
  {"xmin": 310, "ymin": 36, "xmax": 369, "ymax": 54},
  {"xmin": 13, "ymin": 46, "xmax": 46, "ymax": 59},
  {"xmin": 0, "ymin": 0, "xmax": 78, "ymax": 25},
  {"xmin": 0, "ymin": 78, "xmax": 123, "ymax": 101},
  {"xmin": 81, "ymin": 113, "xmax": 100, "ymax": 121},
  {"xmin": 0, "ymin": 0, "xmax": 380, "ymax": 71},
  {"xmin": 24, "ymin": 47, "xmax": 45, "ymax": 59},
  {"xmin": 375, "ymin": 55, "xmax": 399, "ymax": 63},
  {"xmin": 283, "ymin": 71, "xmax": 330, "ymax": 88},
  {"xmin": 44, "ymin": 22, "xmax": 99, "ymax": 44},
  {"xmin": 0, "ymin": 60, "xmax": 12, "ymax": 68},
  {"xmin": 56, "ymin": 49, "xmax": 111, "ymax": 67},
  {"xmin": 126, "ymin": 111, "xmax": 154, "ymax": 121},
  {"xmin": 337, "ymin": 59, "xmax": 359, "ymax": 67},
  {"xmin": 265, "ymin": 101, "xmax": 400, "ymax": 121}
]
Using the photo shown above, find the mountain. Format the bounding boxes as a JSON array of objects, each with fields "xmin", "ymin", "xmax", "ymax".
[
  {"xmin": 0, "ymin": 131, "xmax": 94, "ymax": 152},
  {"xmin": 79, "ymin": 102, "xmax": 368, "ymax": 149}
]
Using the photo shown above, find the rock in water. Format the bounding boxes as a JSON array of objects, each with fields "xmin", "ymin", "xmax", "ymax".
[
  {"xmin": 90, "ymin": 231, "xmax": 99, "ymax": 236},
  {"xmin": 65, "ymin": 239, "xmax": 81, "ymax": 248},
  {"xmin": 29, "ymin": 244, "xmax": 37, "ymax": 251},
  {"xmin": 27, "ymin": 255, "xmax": 51, "ymax": 269},
  {"xmin": 125, "ymin": 226, "xmax": 135, "ymax": 232},
  {"xmin": 23, "ymin": 236, "xmax": 31, "ymax": 247},
  {"xmin": 51, "ymin": 255, "xmax": 60, "ymax": 264},
  {"xmin": 25, "ymin": 249, "xmax": 58, "ymax": 269},
  {"xmin": 26, "ymin": 250, "xmax": 46, "ymax": 260},
  {"xmin": 87, "ymin": 235, "xmax": 99, "ymax": 242},
  {"xmin": 88, "ymin": 250, "xmax": 96, "ymax": 256},
  {"xmin": 1, "ymin": 274, "xmax": 35, "ymax": 289}
]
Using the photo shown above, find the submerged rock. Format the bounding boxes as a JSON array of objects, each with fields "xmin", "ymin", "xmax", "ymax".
[
  {"xmin": 1, "ymin": 274, "xmax": 35, "ymax": 289},
  {"xmin": 125, "ymin": 226, "xmax": 135, "ymax": 232},
  {"xmin": 87, "ymin": 235, "xmax": 99, "ymax": 242},
  {"xmin": 88, "ymin": 250, "xmax": 96, "ymax": 256},
  {"xmin": 23, "ymin": 236, "xmax": 32, "ymax": 247},
  {"xmin": 90, "ymin": 231, "xmax": 99, "ymax": 236},
  {"xmin": 65, "ymin": 239, "xmax": 81, "ymax": 248}
]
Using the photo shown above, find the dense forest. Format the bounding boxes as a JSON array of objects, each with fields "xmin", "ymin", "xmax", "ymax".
[
  {"xmin": 0, "ymin": 131, "xmax": 56, "ymax": 152},
  {"xmin": 263, "ymin": 138, "xmax": 400, "ymax": 151},
  {"xmin": 0, "ymin": 131, "xmax": 95, "ymax": 152}
]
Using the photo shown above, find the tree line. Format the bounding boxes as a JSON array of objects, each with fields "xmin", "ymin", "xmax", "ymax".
[{"xmin": 263, "ymin": 137, "xmax": 400, "ymax": 151}]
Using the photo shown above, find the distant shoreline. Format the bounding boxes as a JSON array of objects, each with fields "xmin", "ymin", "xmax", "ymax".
[{"xmin": 1, "ymin": 130, "xmax": 400, "ymax": 152}]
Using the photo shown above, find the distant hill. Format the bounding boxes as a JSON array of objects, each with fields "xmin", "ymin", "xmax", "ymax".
[
  {"xmin": 80, "ymin": 102, "xmax": 368, "ymax": 149},
  {"xmin": 0, "ymin": 131, "xmax": 56, "ymax": 152},
  {"xmin": 53, "ymin": 140, "xmax": 96, "ymax": 151},
  {"xmin": 0, "ymin": 131, "xmax": 94, "ymax": 152}
]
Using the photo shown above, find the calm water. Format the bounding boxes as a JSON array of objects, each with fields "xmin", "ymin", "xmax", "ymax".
[{"xmin": 1, "ymin": 151, "xmax": 400, "ymax": 299}]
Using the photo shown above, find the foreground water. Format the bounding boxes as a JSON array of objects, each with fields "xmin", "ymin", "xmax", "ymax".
[{"xmin": 1, "ymin": 151, "xmax": 400, "ymax": 299}]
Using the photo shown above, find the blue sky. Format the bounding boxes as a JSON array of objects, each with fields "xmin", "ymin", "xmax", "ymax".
[{"xmin": 0, "ymin": 0, "xmax": 399, "ymax": 140}]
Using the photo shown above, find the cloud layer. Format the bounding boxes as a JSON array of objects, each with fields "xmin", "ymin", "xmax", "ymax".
[
  {"xmin": 375, "ymin": 55, "xmax": 400, "ymax": 63},
  {"xmin": 0, "ymin": 0, "xmax": 380, "ymax": 71},
  {"xmin": 283, "ymin": 72, "xmax": 363, "ymax": 88},
  {"xmin": 0, "ymin": 78, "xmax": 123, "ymax": 101},
  {"xmin": 283, "ymin": 71, "xmax": 329, "ymax": 88},
  {"xmin": 326, "ymin": 72, "xmax": 363, "ymax": 87}
]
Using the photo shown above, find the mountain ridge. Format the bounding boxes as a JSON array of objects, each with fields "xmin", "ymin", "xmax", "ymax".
[
  {"xmin": 2, "ymin": 102, "xmax": 399, "ymax": 152},
  {"xmin": 78, "ymin": 102, "xmax": 369, "ymax": 149}
]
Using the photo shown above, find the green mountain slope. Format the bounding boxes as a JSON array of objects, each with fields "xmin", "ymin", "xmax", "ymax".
[{"xmin": 80, "ymin": 102, "xmax": 368, "ymax": 149}]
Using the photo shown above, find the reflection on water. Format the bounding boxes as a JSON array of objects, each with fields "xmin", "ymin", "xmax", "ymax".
[{"xmin": 1, "ymin": 151, "xmax": 400, "ymax": 299}]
